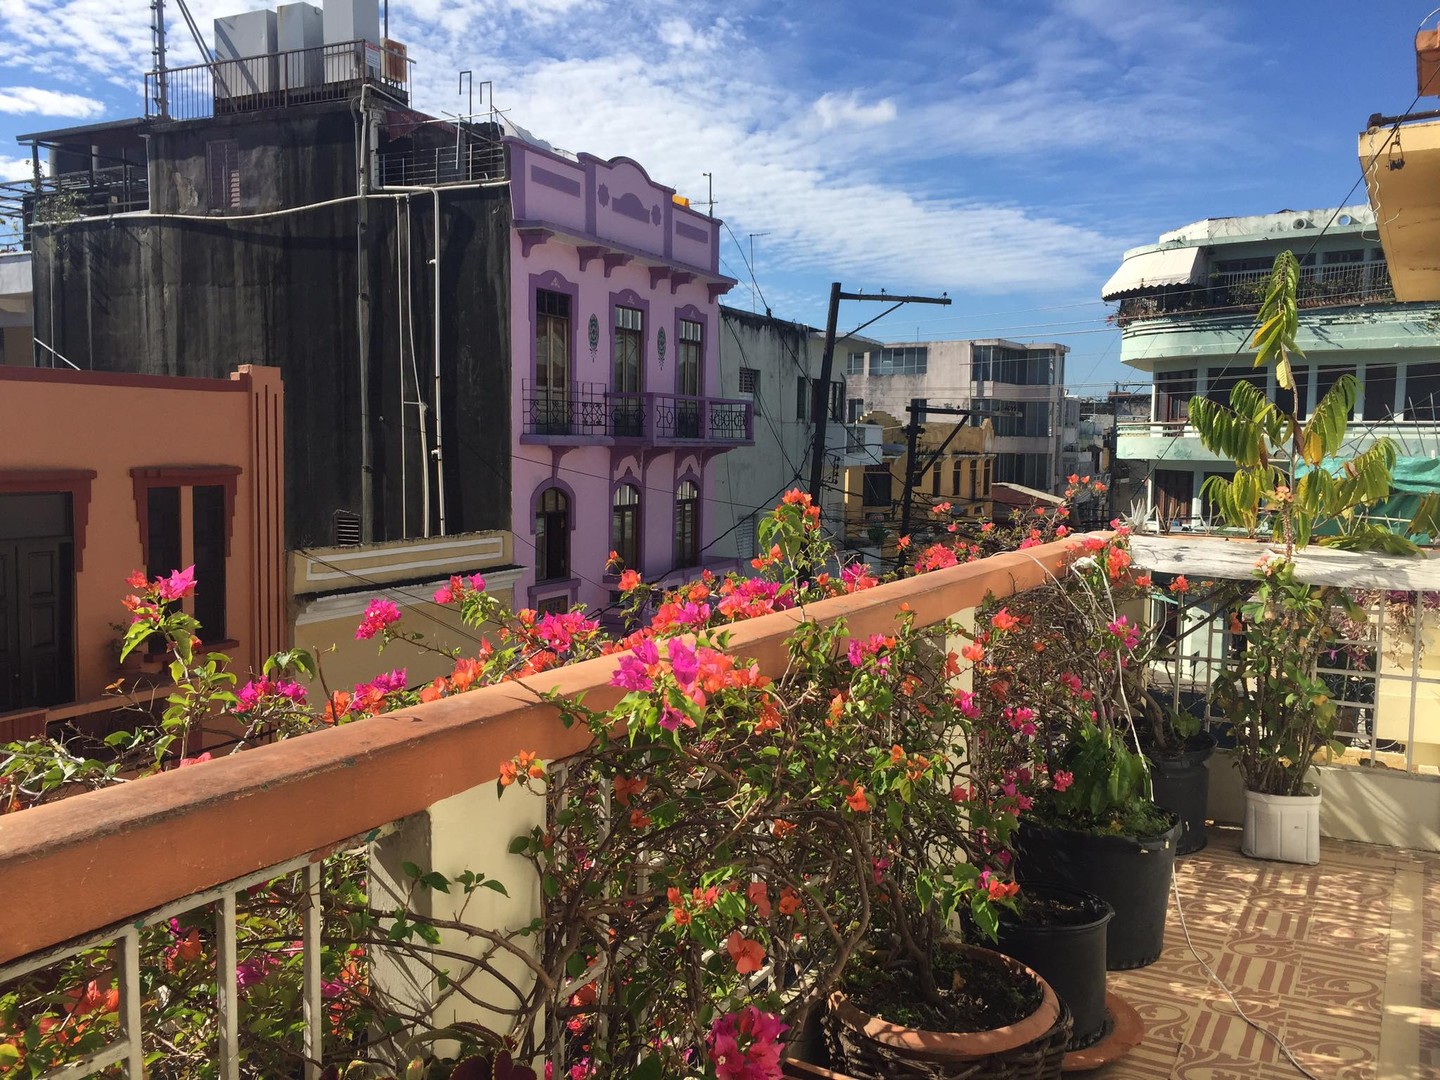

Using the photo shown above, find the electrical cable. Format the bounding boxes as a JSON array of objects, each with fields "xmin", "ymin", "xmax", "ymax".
[{"xmin": 1169, "ymin": 867, "xmax": 1324, "ymax": 1080}]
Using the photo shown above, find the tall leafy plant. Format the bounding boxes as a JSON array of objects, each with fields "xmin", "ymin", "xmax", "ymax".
[{"xmin": 1188, "ymin": 250, "xmax": 1434, "ymax": 795}]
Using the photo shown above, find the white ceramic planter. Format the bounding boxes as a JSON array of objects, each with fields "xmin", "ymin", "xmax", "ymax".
[{"xmin": 1242, "ymin": 787, "xmax": 1321, "ymax": 864}]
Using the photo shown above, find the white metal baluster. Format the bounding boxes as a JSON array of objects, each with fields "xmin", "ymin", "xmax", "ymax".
[
  {"xmin": 1408, "ymin": 594, "xmax": 1422, "ymax": 773},
  {"xmin": 217, "ymin": 891, "xmax": 239, "ymax": 1078},
  {"xmin": 121, "ymin": 928, "xmax": 144, "ymax": 1078},
  {"xmin": 302, "ymin": 862, "xmax": 323, "ymax": 1080}
]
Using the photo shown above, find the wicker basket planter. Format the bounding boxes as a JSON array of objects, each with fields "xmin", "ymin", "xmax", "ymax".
[{"xmin": 820, "ymin": 946, "xmax": 1071, "ymax": 1079}]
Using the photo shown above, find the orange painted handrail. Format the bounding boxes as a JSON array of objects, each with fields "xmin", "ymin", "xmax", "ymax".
[{"xmin": 0, "ymin": 537, "xmax": 1082, "ymax": 964}]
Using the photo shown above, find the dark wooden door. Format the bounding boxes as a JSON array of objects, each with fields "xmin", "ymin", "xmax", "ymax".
[{"xmin": 0, "ymin": 494, "xmax": 75, "ymax": 712}]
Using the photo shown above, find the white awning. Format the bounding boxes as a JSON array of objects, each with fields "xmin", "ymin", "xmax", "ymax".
[{"xmin": 1100, "ymin": 246, "xmax": 1204, "ymax": 300}]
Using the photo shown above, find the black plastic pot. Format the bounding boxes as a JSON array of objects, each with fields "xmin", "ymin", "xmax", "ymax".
[
  {"xmin": 1147, "ymin": 732, "xmax": 1217, "ymax": 856},
  {"xmin": 993, "ymin": 883, "xmax": 1114, "ymax": 1051},
  {"xmin": 1014, "ymin": 814, "xmax": 1180, "ymax": 971}
]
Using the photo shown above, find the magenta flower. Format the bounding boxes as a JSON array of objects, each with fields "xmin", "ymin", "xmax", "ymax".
[
  {"xmin": 667, "ymin": 638, "xmax": 699, "ymax": 687},
  {"xmin": 155, "ymin": 565, "xmax": 197, "ymax": 602},
  {"xmin": 355, "ymin": 598, "xmax": 402, "ymax": 640},
  {"xmin": 235, "ymin": 676, "xmax": 308, "ymax": 714},
  {"xmin": 658, "ymin": 705, "xmax": 695, "ymax": 732}
]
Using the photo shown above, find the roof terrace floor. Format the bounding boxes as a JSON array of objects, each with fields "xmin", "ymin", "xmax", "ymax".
[{"xmin": 1095, "ymin": 825, "xmax": 1439, "ymax": 1080}]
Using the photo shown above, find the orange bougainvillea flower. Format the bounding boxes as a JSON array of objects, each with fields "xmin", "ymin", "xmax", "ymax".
[
  {"xmin": 617, "ymin": 568, "xmax": 642, "ymax": 592},
  {"xmin": 498, "ymin": 760, "xmax": 518, "ymax": 786},
  {"xmin": 846, "ymin": 784, "xmax": 870, "ymax": 813},
  {"xmin": 613, "ymin": 775, "xmax": 647, "ymax": 806},
  {"xmin": 754, "ymin": 698, "xmax": 783, "ymax": 734},
  {"xmin": 990, "ymin": 607, "xmax": 1020, "ymax": 632},
  {"xmin": 629, "ymin": 809, "xmax": 652, "ymax": 829},
  {"xmin": 726, "ymin": 931, "xmax": 766, "ymax": 974},
  {"xmin": 961, "ymin": 642, "xmax": 985, "ymax": 663},
  {"xmin": 450, "ymin": 656, "xmax": 481, "ymax": 692},
  {"xmin": 419, "ymin": 677, "xmax": 447, "ymax": 703},
  {"xmin": 896, "ymin": 534, "xmax": 911, "ymax": 550},
  {"xmin": 747, "ymin": 881, "xmax": 772, "ymax": 919},
  {"xmin": 890, "ymin": 744, "xmax": 906, "ymax": 764},
  {"xmin": 778, "ymin": 887, "xmax": 803, "ymax": 916},
  {"xmin": 772, "ymin": 819, "xmax": 796, "ymax": 840}
]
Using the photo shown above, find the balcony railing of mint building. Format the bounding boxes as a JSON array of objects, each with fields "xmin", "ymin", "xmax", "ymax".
[
  {"xmin": 520, "ymin": 380, "xmax": 753, "ymax": 446},
  {"xmin": 1115, "ymin": 261, "xmax": 1396, "ymax": 325}
]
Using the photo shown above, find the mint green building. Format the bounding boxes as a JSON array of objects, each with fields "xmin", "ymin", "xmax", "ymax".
[{"xmin": 1106, "ymin": 205, "xmax": 1440, "ymax": 526}]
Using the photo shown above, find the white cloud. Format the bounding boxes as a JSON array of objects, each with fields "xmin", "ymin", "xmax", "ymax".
[
  {"xmin": 0, "ymin": 155, "xmax": 36, "ymax": 182},
  {"xmin": 0, "ymin": 86, "xmax": 105, "ymax": 118},
  {"xmin": 813, "ymin": 92, "xmax": 896, "ymax": 131},
  {"xmin": 657, "ymin": 17, "xmax": 730, "ymax": 54},
  {"xmin": 0, "ymin": 0, "xmax": 1247, "ymax": 299}
]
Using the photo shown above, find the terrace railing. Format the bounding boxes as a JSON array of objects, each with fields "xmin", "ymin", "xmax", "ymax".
[
  {"xmin": 1131, "ymin": 534, "xmax": 1440, "ymax": 772},
  {"xmin": 0, "ymin": 540, "xmax": 1076, "ymax": 1079}
]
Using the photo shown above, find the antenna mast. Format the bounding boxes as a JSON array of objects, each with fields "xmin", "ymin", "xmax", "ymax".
[{"xmin": 151, "ymin": 0, "xmax": 168, "ymax": 118}]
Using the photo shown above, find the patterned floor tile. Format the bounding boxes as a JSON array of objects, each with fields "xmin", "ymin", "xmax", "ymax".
[{"xmin": 1086, "ymin": 824, "xmax": 1426, "ymax": 1080}]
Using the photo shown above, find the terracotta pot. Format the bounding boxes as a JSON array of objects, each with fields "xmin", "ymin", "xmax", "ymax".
[{"xmin": 825, "ymin": 945, "xmax": 1066, "ymax": 1075}]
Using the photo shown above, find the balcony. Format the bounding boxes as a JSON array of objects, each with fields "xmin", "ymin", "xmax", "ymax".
[
  {"xmin": 1116, "ymin": 262, "xmax": 1396, "ymax": 327},
  {"xmin": 2, "ymin": 536, "xmax": 1436, "ymax": 1078},
  {"xmin": 1116, "ymin": 416, "xmax": 1440, "ymax": 464},
  {"xmin": 520, "ymin": 380, "xmax": 753, "ymax": 446}
]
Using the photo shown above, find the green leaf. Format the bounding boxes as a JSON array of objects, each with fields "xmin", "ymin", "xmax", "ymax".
[
  {"xmin": 401, "ymin": 861, "xmax": 421, "ymax": 879},
  {"xmin": 479, "ymin": 878, "xmax": 509, "ymax": 897},
  {"xmin": 507, "ymin": 835, "xmax": 531, "ymax": 855},
  {"xmin": 419, "ymin": 871, "xmax": 451, "ymax": 893},
  {"xmin": 628, "ymin": 1053, "xmax": 664, "ymax": 1080}
]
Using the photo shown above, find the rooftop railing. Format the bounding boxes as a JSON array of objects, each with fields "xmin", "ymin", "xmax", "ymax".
[{"xmin": 145, "ymin": 40, "xmax": 412, "ymax": 122}]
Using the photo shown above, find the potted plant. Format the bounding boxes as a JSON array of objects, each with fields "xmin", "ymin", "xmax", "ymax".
[
  {"xmin": 970, "ymin": 519, "xmax": 1181, "ymax": 971},
  {"xmin": 1134, "ymin": 575, "xmax": 1222, "ymax": 855},
  {"xmin": 1188, "ymin": 250, "xmax": 1438, "ymax": 863}
]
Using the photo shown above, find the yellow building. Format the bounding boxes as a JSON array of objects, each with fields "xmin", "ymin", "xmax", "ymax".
[{"xmin": 843, "ymin": 411, "xmax": 995, "ymax": 556}]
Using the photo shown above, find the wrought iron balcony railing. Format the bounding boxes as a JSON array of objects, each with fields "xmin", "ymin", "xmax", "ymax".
[{"xmin": 521, "ymin": 381, "xmax": 753, "ymax": 445}]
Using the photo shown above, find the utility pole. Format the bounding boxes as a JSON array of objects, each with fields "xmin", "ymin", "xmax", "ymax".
[
  {"xmin": 806, "ymin": 284, "xmax": 952, "ymax": 505},
  {"xmin": 747, "ymin": 232, "xmax": 769, "ymax": 312}
]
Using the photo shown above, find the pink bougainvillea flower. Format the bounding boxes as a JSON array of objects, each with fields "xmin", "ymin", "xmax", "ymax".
[
  {"xmin": 667, "ymin": 638, "xmax": 699, "ymax": 688},
  {"xmin": 354, "ymin": 598, "xmax": 401, "ymax": 640},
  {"xmin": 155, "ymin": 565, "xmax": 197, "ymax": 602},
  {"xmin": 1052, "ymin": 770, "xmax": 1075, "ymax": 792}
]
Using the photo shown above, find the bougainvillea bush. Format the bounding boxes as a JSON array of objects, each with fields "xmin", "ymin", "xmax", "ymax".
[{"xmin": 1, "ymin": 488, "xmax": 1146, "ymax": 1079}]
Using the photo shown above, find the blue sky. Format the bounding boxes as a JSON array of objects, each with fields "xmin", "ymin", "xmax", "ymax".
[{"xmin": 0, "ymin": 0, "xmax": 1431, "ymax": 391}]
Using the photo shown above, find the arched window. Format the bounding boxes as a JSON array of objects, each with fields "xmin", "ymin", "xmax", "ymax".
[
  {"xmin": 675, "ymin": 479, "xmax": 699, "ymax": 568},
  {"xmin": 611, "ymin": 484, "xmax": 640, "ymax": 571},
  {"xmin": 535, "ymin": 488, "xmax": 570, "ymax": 581}
]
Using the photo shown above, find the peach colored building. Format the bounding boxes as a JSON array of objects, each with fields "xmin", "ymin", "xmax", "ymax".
[{"xmin": 0, "ymin": 364, "xmax": 285, "ymax": 741}]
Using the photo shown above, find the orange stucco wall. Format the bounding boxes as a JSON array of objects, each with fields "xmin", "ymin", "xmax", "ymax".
[{"xmin": 0, "ymin": 365, "xmax": 286, "ymax": 705}]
